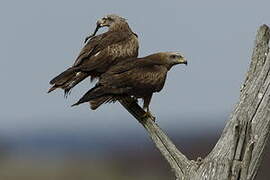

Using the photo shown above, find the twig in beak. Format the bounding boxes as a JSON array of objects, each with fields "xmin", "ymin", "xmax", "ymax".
[{"xmin": 84, "ymin": 24, "xmax": 101, "ymax": 43}]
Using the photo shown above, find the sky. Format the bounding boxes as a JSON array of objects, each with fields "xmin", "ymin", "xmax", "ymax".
[{"xmin": 0, "ymin": 0, "xmax": 270, "ymax": 136}]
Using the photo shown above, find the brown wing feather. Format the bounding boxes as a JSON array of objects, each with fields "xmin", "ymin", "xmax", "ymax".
[
  {"xmin": 100, "ymin": 64, "xmax": 168, "ymax": 96},
  {"xmin": 126, "ymin": 66, "xmax": 168, "ymax": 93},
  {"xmin": 76, "ymin": 34, "xmax": 138, "ymax": 73},
  {"xmin": 100, "ymin": 57, "xmax": 164, "ymax": 83},
  {"xmin": 73, "ymin": 34, "xmax": 104, "ymax": 67},
  {"xmin": 100, "ymin": 58, "xmax": 167, "ymax": 90},
  {"xmin": 73, "ymin": 31, "xmax": 133, "ymax": 67}
]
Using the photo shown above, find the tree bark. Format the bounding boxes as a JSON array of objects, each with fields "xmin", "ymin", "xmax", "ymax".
[{"xmin": 119, "ymin": 24, "xmax": 270, "ymax": 180}]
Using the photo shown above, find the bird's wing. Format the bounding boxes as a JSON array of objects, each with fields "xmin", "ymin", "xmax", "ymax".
[
  {"xmin": 102, "ymin": 58, "xmax": 163, "ymax": 75},
  {"xmin": 120, "ymin": 66, "xmax": 168, "ymax": 91},
  {"xmin": 73, "ymin": 31, "xmax": 131, "ymax": 67},
  {"xmin": 100, "ymin": 60, "xmax": 168, "ymax": 92}
]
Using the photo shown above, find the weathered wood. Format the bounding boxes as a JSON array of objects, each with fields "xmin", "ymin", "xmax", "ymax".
[
  {"xmin": 119, "ymin": 97, "xmax": 190, "ymax": 179},
  {"xmin": 120, "ymin": 25, "xmax": 270, "ymax": 180}
]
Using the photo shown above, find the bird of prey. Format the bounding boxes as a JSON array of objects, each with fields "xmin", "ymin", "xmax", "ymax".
[
  {"xmin": 72, "ymin": 52, "xmax": 187, "ymax": 118},
  {"xmin": 48, "ymin": 14, "xmax": 139, "ymax": 95}
]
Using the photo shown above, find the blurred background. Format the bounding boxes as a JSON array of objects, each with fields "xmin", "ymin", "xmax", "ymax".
[{"xmin": 0, "ymin": 0, "xmax": 270, "ymax": 179}]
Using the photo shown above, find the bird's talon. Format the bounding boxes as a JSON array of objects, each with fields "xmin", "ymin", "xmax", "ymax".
[{"xmin": 142, "ymin": 111, "xmax": 156, "ymax": 121}]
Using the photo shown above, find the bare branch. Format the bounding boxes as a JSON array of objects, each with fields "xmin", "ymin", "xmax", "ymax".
[{"xmin": 119, "ymin": 97, "xmax": 190, "ymax": 179}]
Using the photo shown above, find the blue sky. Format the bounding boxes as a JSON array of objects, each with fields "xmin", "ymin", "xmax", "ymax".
[{"xmin": 1, "ymin": 0, "xmax": 270, "ymax": 135}]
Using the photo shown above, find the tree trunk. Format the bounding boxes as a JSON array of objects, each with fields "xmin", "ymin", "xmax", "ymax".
[{"xmin": 119, "ymin": 24, "xmax": 270, "ymax": 180}]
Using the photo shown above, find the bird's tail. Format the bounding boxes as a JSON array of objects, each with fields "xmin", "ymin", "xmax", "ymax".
[
  {"xmin": 89, "ymin": 96, "xmax": 114, "ymax": 110},
  {"xmin": 72, "ymin": 85, "xmax": 107, "ymax": 107},
  {"xmin": 48, "ymin": 67, "xmax": 88, "ymax": 95},
  {"xmin": 62, "ymin": 73, "xmax": 89, "ymax": 96},
  {"xmin": 49, "ymin": 67, "xmax": 77, "ymax": 85}
]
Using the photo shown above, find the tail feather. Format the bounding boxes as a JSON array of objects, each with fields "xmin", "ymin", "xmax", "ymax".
[
  {"xmin": 72, "ymin": 85, "xmax": 106, "ymax": 107},
  {"xmin": 49, "ymin": 67, "xmax": 77, "ymax": 85},
  {"xmin": 63, "ymin": 72, "xmax": 89, "ymax": 96},
  {"xmin": 48, "ymin": 67, "xmax": 86, "ymax": 94},
  {"xmin": 89, "ymin": 96, "xmax": 113, "ymax": 110},
  {"xmin": 47, "ymin": 85, "xmax": 58, "ymax": 93},
  {"xmin": 89, "ymin": 95, "xmax": 135, "ymax": 110}
]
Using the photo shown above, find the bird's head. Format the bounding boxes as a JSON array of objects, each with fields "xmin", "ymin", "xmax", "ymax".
[
  {"xmin": 97, "ymin": 14, "xmax": 127, "ymax": 29},
  {"xmin": 84, "ymin": 14, "xmax": 128, "ymax": 43},
  {"xmin": 146, "ymin": 52, "xmax": 187, "ymax": 70},
  {"xmin": 160, "ymin": 52, "xmax": 187, "ymax": 66}
]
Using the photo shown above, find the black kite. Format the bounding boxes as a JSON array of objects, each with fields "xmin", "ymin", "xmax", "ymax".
[
  {"xmin": 48, "ymin": 14, "xmax": 139, "ymax": 95},
  {"xmin": 72, "ymin": 52, "xmax": 187, "ymax": 118}
]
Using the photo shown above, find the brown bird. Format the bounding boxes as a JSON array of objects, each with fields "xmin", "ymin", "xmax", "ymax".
[
  {"xmin": 72, "ymin": 52, "xmax": 187, "ymax": 118},
  {"xmin": 48, "ymin": 14, "xmax": 139, "ymax": 96}
]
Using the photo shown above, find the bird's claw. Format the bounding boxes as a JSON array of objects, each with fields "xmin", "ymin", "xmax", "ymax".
[{"xmin": 142, "ymin": 111, "xmax": 156, "ymax": 121}]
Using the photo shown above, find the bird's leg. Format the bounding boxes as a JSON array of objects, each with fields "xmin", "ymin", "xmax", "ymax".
[
  {"xmin": 142, "ymin": 94, "xmax": 156, "ymax": 121},
  {"xmin": 143, "ymin": 106, "xmax": 156, "ymax": 121},
  {"xmin": 126, "ymin": 96, "xmax": 138, "ymax": 106}
]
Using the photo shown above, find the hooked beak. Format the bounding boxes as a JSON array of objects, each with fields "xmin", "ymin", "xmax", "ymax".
[
  {"xmin": 96, "ymin": 18, "xmax": 106, "ymax": 27},
  {"xmin": 178, "ymin": 57, "xmax": 188, "ymax": 66}
]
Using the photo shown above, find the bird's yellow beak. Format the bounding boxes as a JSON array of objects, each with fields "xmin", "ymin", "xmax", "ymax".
[{"xmin": 178, "ymin": 57, "xmax": 188, "ymax": 65}]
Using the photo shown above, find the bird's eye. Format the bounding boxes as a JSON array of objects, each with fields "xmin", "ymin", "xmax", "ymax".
[
  {"xmin": 107, "ymin": 17, "xmax": 113, "ymax": 21},
  {"xmin": 170, "ymin": 55, "xmax": 177, "ymax": 59}
]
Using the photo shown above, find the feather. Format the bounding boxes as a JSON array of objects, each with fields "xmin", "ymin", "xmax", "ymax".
[{"xmin": 89, "ymin": 96, "xmax": 113, "ymax": 110}]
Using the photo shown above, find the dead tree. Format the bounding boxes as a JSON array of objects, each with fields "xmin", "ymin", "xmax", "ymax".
[{"xmin": 119, "ymin": 24, "xmax": 270, "ymax": 180}]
